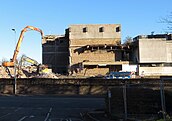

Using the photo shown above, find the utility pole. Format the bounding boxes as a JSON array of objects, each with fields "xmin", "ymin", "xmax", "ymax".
[{"xmin": 12, "ymin": 28, "xmax": 17, "ymax": 95}]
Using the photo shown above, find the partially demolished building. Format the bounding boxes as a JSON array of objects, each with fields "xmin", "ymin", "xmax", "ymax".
[
  {"xmin": 43, "ymin": 24, "xmax": 130, "ymax": 76},
  {"xmin": 42, "ymin": 24, "xmax": 172, "ymax": 77}
]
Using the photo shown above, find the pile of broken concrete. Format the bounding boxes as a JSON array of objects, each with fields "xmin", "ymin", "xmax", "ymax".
[{"xmin": 0, "ymin": 65, "xmax": 59, "ymax": 78}]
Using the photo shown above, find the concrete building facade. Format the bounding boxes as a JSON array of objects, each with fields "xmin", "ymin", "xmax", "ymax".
[
  {"xmin": 131, "ymin": 34, "xmax": 172, "ymax": 76},
  {"xmin": 68, "ymin": 24, "xmax": 129, "ymax": 76}
]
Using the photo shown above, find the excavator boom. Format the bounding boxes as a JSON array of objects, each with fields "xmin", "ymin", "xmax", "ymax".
[
  {"xmin": 19, "ymin": 55, "xmax": 50, "ymax": 74},
  {"xmin": 19, "ymin": 55, "xmax": 39, "ymax": 66},
  {"xmin": 2, "ymin": 26, "xmax": 44, "ymax": 67}
]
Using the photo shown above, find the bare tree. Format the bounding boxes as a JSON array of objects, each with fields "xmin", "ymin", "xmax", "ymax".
[
  {"xmin": 161, "ymin": 12, "xmax": 172, "ymax": 31},
  {"xmin": 0, "ymin": 58, "xmax": 8, "ymax": 65},
  {"xmin": 123, "ymin": 36, "xmax": 133, "ymax": 46}
]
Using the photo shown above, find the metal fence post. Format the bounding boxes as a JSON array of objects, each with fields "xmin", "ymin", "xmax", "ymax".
[
  {"xmin": 108, "ymin": 89, "xmax": 111, "ymax": 114},
  {"xmin": 123, "ymin": 80, "xmax": 127, "ymax": 120},
  {"xmin": 160, "ymin": 78, "xmax": 166, "ymax": 121}
]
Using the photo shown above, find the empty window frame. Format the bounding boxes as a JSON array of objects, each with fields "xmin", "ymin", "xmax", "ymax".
[
  {"xmin": 83, "ymin": 27, "xmax": 88, "ymax": 33},
  {"xmin": 116, "ymin": 26, "xmax": 121, "ymax": 32},
  {"xmin": 99, "ymin": 27, "xmax": 104, "ymax": 32}
]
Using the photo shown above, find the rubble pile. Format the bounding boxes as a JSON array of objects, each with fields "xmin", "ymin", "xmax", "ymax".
[
  {"xmin": 0, "ymin": 65, "xmax": 59, "ymax": 78},
  {"xmin": 0, "ymin": 66, "xmax": 13, "ymax": 78}
]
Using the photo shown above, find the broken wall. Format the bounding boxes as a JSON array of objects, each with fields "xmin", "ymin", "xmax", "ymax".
[
  {"xmin": 69, "ymin": 24, "xmax": 121, "ymax": 76},
  {"xmin": 42, "ymin": 35, "xmax": 69, "ymax": 74}
]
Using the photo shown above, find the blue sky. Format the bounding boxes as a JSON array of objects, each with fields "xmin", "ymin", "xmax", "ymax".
[{"xmin": 0, "ymin": 0, "xmax": 171, "ymax": 63}]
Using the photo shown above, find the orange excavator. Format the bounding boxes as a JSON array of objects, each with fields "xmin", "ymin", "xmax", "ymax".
[{"xmin": 2, "ymin": 26, "xmax": 44, "ymax": 67}]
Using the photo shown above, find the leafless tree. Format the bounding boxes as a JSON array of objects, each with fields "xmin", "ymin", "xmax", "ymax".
[
  {"xmin": 123, "ymin": 36, "xmax": 133, "ymax": 46},
  {"xmin": 1, "ymin": 58, "xmax": 7, "ymax": 65},
  {"xmin": 161, "ymin": 12, "xmax": 172, "ymax": 31}
]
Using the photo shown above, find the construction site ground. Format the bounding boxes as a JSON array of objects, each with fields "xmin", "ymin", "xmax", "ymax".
[
  {"xmin": 0, "ymin": 65, "xmax": 60, "ymax": 79},
  {"xmin": 1, "ymin": 64, "xmax": 172, "ymax": 120}
]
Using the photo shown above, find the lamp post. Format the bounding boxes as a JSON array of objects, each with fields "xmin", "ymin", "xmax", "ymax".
[
  {"xmin": 12, "ymin": 28, "xmax": 17, "ymax": 95},
  {"xmin": 12, "ymin": 29, "xmax": 16, "ymax": 44}
]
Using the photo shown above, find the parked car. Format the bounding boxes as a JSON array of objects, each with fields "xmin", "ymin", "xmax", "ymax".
[{"xmin": 105, "ymin": 71, "xmax": 132, "ymax": 79}]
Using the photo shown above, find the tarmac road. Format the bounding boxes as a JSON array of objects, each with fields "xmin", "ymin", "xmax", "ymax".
[{"xmin": 0, "ymin": 95, "xmax": 104, "ymax": 121}]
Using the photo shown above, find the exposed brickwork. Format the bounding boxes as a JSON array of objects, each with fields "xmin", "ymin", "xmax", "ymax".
[{"xmin": 69, "ymin": 24, "xmax": 122, "ymax": 76}]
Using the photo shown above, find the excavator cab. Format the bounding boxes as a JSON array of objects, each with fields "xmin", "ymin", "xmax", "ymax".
[{"xmin": 3, "ymin": 61, "xmax": 15, "ymax": 67}]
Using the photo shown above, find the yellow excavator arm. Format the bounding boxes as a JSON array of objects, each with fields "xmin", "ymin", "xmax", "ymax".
[
  {"xmin": 19, "ymin": 55, "xmax": 51, "ymax": 74},
  {"xmin": 19, "ymin": 55, "xmax": 39, "ymax": 66},
  {"xmin": 2, "ymin": 26, "xmax": 44, "ymax": 67}
]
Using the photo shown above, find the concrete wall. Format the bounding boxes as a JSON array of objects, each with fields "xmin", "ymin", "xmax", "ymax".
[
  {"xmin": 1, "ymin": 78, "xmax": 135, "ymax": 95},
  {"xmin": 71, "ymin": 49, "xmax": 115, "ymax": 63},
  {"xmin": 166, "ymin": 41, "xmax": 172, "ymax": 62},
  {"xmin": 2, "ymin": 78, "xmax": 170, "ymax": 96},
  {"xmin": 69, "ymin": 24, "xmax": 121, "ymax": 40},
  {"xmin": 77, "ymin": 67, "xmax": 109, "ymax": 77},
  {"xmin": 139, "ymin": 38, "xmax": 167, "ymax": 63},
  {"xmin": 70, "ymin": 38, "xmax": 120, "ymax": 46},
  {"xmin": 139, "ymin": 67, "xmax": 172, "ymax": 76}
]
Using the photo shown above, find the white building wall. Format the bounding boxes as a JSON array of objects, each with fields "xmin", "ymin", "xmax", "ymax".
[
  {"xmin": 139, "ymin": 67, "xmax": 172, "ymax": 76},
  {"xmin": 122, "ymin": 64, "xmax": 137, "ymax": 72},
  {"xmin": 166, "ymin": 41, "xmax": 172, "ymax": 62},
  {"xmin": 139, "ymin": 38, "xmax": 167, "ymax": 63}
]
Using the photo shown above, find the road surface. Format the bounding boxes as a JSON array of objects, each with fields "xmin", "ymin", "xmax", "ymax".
[{"xmin": 0, "ymin": 95, "xmax": 104, "ymax": 121}]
